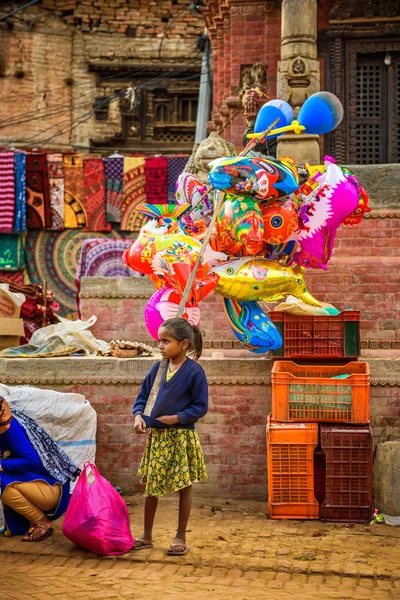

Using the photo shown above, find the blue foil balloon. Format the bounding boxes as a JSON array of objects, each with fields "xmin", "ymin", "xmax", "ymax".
[
  {"xmin": 254, "ymin": 99, "xmax": 294, "ymax": 139},
  {"xmin": 298, "ymin": 92, "xmax": 344, "ymax": 134}
]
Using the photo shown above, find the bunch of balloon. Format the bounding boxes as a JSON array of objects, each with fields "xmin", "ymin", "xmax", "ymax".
[{"xmin": 123, "ymin": 92, "xmax": 368, "ymax": 354}]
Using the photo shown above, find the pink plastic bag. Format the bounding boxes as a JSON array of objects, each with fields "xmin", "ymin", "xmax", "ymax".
[{"xmin": 62, "ymin": 462, "xmax": 134, "ymax": 555}]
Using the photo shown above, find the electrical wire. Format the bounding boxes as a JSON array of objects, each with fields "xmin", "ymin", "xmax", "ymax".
[
  {"xmin": 6, "ymin": 57, "xmax": 204, "ymax": 148},
  {"xmin": 158, "ymin": 6, "xmax": 190, "ymax": 63},
  {"xmin": 0, "ymin": 46, "xmax": 201, "ymax": 130},
  {"xmin": 0, "ymin": 0, "xmax": 41, "ymax": 21}
]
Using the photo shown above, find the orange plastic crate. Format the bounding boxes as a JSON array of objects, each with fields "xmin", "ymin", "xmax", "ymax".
[
  {"xmin": 319, "ymin": 424, "xmax": 373, "ymax": 523},
  {"xmin": 267, "ymin": 416, "xmax": 319, "ymax": 520},
  {"xmin": 269, "ymin": 311, "xmax": 360, "ymax": 359},
  {"xmin": 272, "ymin": 361, "xmax": 370, "ymax": 423}
]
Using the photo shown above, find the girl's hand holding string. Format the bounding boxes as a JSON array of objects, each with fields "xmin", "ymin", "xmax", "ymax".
[
  {"xmin": 134, "ymin": 415, "xmax": 147, "ymax": 434},
  {"xmin": 156, "ymin": 415, "xmax": 180, "ymax": 425}
]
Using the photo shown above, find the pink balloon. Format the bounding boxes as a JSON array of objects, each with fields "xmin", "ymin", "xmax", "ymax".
[
  {"xmin": 290, "ymin": 159, "xmax": 360, "ymax": 269},
  {"xmin": 144, "ymin": 287, "xmax": 201, "ymax": 340}
]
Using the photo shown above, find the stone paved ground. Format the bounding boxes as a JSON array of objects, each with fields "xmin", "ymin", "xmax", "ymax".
[{"xmin": 2, "ymin": 495, "xmax": 400, "ymax": 599}]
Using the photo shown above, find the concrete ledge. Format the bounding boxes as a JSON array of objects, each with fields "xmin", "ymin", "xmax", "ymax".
[
  {"xmin": 0, "ymin": 356, "xmax": 273, "ymax": 385},
  {"xmin": 0, "ymin": 356, "xmax": 399, "ymax": 386},
  {"xmin": 347, "ymin": 164, "xmax": 400, "ymax": 209}
]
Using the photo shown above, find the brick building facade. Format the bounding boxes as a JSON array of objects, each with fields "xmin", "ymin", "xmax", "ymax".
[
  {"xmin": 204, "ymin": 0, "xmax": 400, "ymax": 160},
  {"xmin": 0, "ymin": 0, "xmax": 204, "ymax": 153}
]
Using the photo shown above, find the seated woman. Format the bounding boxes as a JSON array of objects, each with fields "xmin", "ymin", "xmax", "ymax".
[{"xmin": 0, "ymin": 396, "xmax": 79, "ymax": 541}]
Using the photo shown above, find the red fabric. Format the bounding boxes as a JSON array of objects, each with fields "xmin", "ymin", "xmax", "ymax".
[
  {"xmin": 26, "ymin": 153, "xmax": 52, "ymax": 229},
  {"xmin": 0, "ymin": 152, "xmax": 16, "ymax": 232},
  {"xmin": 83, "ymin": 158, "xmax": 111, "ymax": 232},
  {"xmin": 0, "ymin": 271, "xmax": 24, "ymax": 286},
  {"xmin": 145, "ymin": 157, "xmax": 168, "ymax": 204}
]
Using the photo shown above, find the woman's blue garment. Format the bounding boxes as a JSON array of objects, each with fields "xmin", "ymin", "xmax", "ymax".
[{"xmin": 0, "ymin": 419, "xmax": 70, "ymax": 535}]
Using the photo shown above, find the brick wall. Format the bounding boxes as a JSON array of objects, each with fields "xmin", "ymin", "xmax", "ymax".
[
  {"xmin": 0, "ymin": 1, "xmax": 202, "ymax": 149},
  {"xmin": 80, "ymin": 214, "xmax": 400, "ymax": 351},
  {"xmin": 204, "ymin": 0, "xmax": 334, "ymax": 148},
  {"xmin": 0, "ymin": 356, "xmax": 398, "ymax": 499}
]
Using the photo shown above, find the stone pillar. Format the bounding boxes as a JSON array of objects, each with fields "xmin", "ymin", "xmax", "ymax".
[{"xmin": 277, "ymin": 0, "xmax": 320, "ymax": 164}]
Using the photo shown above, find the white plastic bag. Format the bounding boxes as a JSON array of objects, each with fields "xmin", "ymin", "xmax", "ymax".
[
  {"xmin": 30, "ymin": 315, "xmax": 109, "ymax": 355},
  {"xmin": 0, "ymin": 383, "xmax": 97, "ymax": 491}
]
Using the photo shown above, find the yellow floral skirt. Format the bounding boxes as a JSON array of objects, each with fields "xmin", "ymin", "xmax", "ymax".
[{"xmin": 138, "ymin": 428, "xmax": 207, "ymax": 497}]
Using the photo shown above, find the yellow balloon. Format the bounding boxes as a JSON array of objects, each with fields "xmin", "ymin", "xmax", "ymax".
[{"xmin": 210, "ymin": 257, "xmax": 321, "ymax": 306}]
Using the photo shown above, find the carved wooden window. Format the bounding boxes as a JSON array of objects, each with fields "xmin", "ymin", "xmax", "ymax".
[
  {"xmin": 179, "ymin": 97, "xmax": 198, "ymax": 122},
  {"xmin": 94, "ymin": 97, "xmax": 110, "ymax": 121},
  {"xmin": 350, "ymin": 51, "xmax": 400, "ymax": 164},
  {"xmin": 89, "ymin": 66, "xmax": 200, "ymax": 152},
  {"xmin": 354, "ymin": 58, "xmax": 387, "ymax": 164}
]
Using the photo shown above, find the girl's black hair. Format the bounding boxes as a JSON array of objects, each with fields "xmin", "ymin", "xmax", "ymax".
[{"xmin": 160, "ymin": 317, "xmax": 203, "ymax": 361}]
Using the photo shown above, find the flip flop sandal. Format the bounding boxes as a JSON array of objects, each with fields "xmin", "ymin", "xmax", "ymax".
[
  {"xmin": 167, "ymin": 543, "xmax": 191, "ymax": 556},
  {"xmin": 132, "ymin": 538, "xmax": 154, "ymax": 551},
  {"xmin": 22, "ymin": 524, "xmax": 54, "ymax": 543}
]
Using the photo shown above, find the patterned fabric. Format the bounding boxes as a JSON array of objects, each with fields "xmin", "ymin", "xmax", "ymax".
[
  {"xmin": 14, "ymin": 152, "xmax": 26, "ymax": 233},
  {"xmin": 12, "ymin": 411, "xmax": 80, "ymax": 485},
  {"xmin": 120, "ymin": 157, "xmax": 147, "ymax": 232},
  {"xmin": 0, "ymin": 270, "xmax": 25, "ymax": 286},
  {"xmin": 145, "ymin": 157, "xmax": 168, "ymax": 204},
  {"xmin": 167, "ymin": 157, "xmax": 188, "ymax": 203},
  {"xmin": 75, "ymin": 237, "xmax": 137, "ymax": 317},
  {"xmin": 0, "ymin": 152, "xmax": 16, "ymax": 233},
  {"xmin": 63, "ymin": 154, "xmax": 86, "ymax": 228},
  {"xmin": 47, "ymin": 153, "xmax": 64, "ymax": 231},
  {"xmin": 76, "ymin": 238, "xmax": 134, "ymax": 281},
  {"xmin": 0, "ymin": 234, "xmax": 25, "ymax": 271},
  {"xmin": 138, "ymin": 428, "xmax": 207, "ymax": 497},
  {"xmin": 104, "ymin": 157, "xmax": 124, "ymax": 223},
  {"xmin": 25, "ymin": 228, "xmax": 133, "ymax": 317},
  {"xmin": 83, "ymin": 158, "xmax": 110, "ymax": 232},
  {"xmin": 26, "ymin": 153, "xmax": 52, "ymax": 230}
]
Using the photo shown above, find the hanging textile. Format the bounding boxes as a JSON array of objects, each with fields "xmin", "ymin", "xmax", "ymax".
[
  {"xmin": 47, "ymin": 153, "xmax": 64, "ymax": 231},
  {"xmin": 25, "ymin": 229, "xmax": 133, "ymax": 317},
  {"xmin": 167, "ymin": 157, "xmax": 189, "ymax": 203},
  {"xmin": 75, "ymin": 238, "xmax": 137, "ymax": 317},
  {"xmin": 0, "ymin": 234, "xmax": 25, "ymax": 271},
  {"xmin": 26, "ymin": 153, "xmax": 52, "ymax": 230},
  {"xmin": 83, "ymin": 158, "xmax": 110, "ymax": 233},
  {"xmin": 0, "ymin": 271, "xmax": 25, "ymax": 286},
  {"xmin": 13, "ymin": 152, "xmax": 26, "ymax": 233},
  {"xmin": 120, "ymin": 157, "xmax": 147, "ymax": 232},
  {"xmin": 104, "ymin": 157, "xmax": 124, "ymax": 223},
  {"xmin": 63, "ymin": 153, "xmax": 86, "ymax": 229},
  {"xmin": 145, "ymin": 157, "xmax": 168, "ymax": 204},
  {"xmin": 0, "ymin": 152, "xmax": 16, "ymax": 233}
]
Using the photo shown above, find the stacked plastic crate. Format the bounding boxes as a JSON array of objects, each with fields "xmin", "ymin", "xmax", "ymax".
[{"xmin": 267, "ymin": 311, "xmax": 373, "ymax": 522}]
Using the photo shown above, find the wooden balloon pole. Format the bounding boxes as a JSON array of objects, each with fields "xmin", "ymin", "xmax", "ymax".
[{"xmin": 143, "ymin": 117, "xmax": 280, "ymax": 417}]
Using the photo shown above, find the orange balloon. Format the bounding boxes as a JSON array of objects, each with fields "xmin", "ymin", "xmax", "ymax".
[{"xmin": 261, "ymin": 198, "xmax": 298, "ymax": 245}]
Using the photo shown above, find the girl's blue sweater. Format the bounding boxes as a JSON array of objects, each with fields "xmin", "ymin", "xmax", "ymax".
[{"xmin": 133, "ymin": 358, "xmax": 208, "ymax": 429}]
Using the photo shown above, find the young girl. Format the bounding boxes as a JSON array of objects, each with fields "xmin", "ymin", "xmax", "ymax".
[{"xmin": 132, "ymin": 317, "xmax": 208, "ymax": 556}]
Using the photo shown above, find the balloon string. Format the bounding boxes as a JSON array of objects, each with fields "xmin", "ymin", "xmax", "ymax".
[{"xmin": 142, "ymin": 117, "xmax": 281, "ymax": 418}]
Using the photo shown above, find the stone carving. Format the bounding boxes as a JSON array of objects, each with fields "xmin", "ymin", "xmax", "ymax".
[
  {"xmin": 364, "ymin": 210, "xmax": 400, "ymax": 219},
  {"xmin": 0, "ymin": 374, "xmax": 272, "ymax": 386},
  {"xmin": 0, "ymin": 372, "xmax": 398, "ymax": 386},
  {"xmin": 329, "ymin": 0, "xmax": 399, "ymax": 20},
  {"xmin": 207, "ymin": 63, "xmax": 269, "ymax": 135},
  {"xmin": 290, "ymin": 57, "xmax": 307, "ymax": 76},
  {"xmin": 79, "ymin": 291, "xmax": 150, "ymax": 299},
  {"xmin": 278, "ymin": 56, "xmax": 320, "ymax": 115},
  {"xmin": 277, "ymin": 1, "xmax": 320, "ymax": 115},
  {"xmin": 184, "ymin": 132, "xmax": 236, "ymax": 185},
  {"xmin": 230, "ymin": 5, "xmax": 266, "ymax": 17}
]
